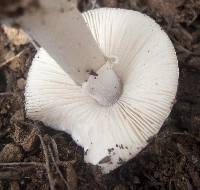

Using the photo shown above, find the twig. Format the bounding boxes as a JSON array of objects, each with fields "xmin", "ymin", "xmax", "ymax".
[
  {"xmin": 21, "ymin": 122, "xmax": 56, "ymax": 190},
  {"xmin": 0, "ymin": 92, "xmax": 13, "ymax": 96},
  {"xmin": 176, "ymin": 43, "xmax": 200, "ymax": 56},
  {"xmin": 19, "ymin": 122, "xmax": 75, "ymax": 166},
  {"xmin": 50, "ymin": 137, "xmax": 59, "ymax": 162},
  {"xmin": 48, "ymin": 143, "xmax": 72, "ymax": 190},
  {"xmin": 0, "ymin": 160, "xmax": 74, "ymax": 168},
  {"xmin": 0, "ymin": 170, "xmax": 20, "ymax": 180},
  {"xmin": 172, "ymin": 132, "xmax": 200, "ymax": 142},
  {"xmin": 176, "ymin": 44, "xmax": 193, "ymax": 55},
  {"xmin": 0, "ymin": 48, "xmax": 28, "ymax": 69},
  {"xmin": 0, "ymin": 162, "xmax": 44, "ymax": 167},
  {"xmin": 20, "ymin": 121, "xmax": 75, "ymax": 189},
  {"xmin": 37, "ymin": 130, "xmax": 55, "ymax": 190}
]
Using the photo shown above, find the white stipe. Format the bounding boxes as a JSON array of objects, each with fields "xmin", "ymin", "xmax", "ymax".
[{"xmin": 17, "ymin": 0, "xmax": 106, "ymax": 84}]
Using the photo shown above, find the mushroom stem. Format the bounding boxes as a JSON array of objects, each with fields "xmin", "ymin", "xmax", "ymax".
[
  {"xmin": 82, "ymin": 63, "xmax": 122, "ymax": 106},
  {"xmin": 16, "ymin": 0, "xmax": 106, "ymax": 85}
]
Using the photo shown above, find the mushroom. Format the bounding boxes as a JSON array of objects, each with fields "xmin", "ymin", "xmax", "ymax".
[{"xmin": 25, "ymin": 7, "xmax": 179, "ymax": 173}]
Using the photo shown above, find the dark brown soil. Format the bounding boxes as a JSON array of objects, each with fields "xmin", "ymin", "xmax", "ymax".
[{"xmin": 0, "ymin": 0, "xmax": 200, "ymax": 189}]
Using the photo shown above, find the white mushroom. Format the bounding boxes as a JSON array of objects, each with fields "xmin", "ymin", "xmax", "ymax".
[{"xmin": 25, "ymin": 8, "xmax": 179, "ymax": 173}]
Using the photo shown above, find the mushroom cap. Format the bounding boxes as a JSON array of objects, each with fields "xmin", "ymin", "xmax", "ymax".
[{"xmin": 25, "ymin": 8, "xmax": 179, "ymax": 173}]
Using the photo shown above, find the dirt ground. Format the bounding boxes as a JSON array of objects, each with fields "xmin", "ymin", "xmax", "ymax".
[{"xmin": 0, "ymin": 0, "xmax": 200, "ymax": 189}]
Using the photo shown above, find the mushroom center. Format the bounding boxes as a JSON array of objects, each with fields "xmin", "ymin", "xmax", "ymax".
[{"xmin": 82, "ymin": 64, "xmax": 122, "ymax": 106}]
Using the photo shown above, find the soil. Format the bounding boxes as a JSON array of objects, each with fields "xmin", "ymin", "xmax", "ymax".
[{"xmin": 0, "ymin": 0, "xmax": 200, "ymax": 189}]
